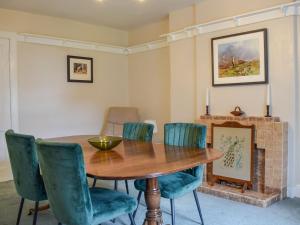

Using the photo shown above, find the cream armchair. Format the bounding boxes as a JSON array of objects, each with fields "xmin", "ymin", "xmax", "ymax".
[
  {"xmin": 101, "ymin": 107, "xmax": 140, "ymax": 137},
  {"xmin": 93, "ymin": 107, "xmax": 140, "ymax": 193}
]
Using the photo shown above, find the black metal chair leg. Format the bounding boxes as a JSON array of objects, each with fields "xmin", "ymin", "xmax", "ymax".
[
  {"xmin": 112, "ymin": 181, "xmax": 119, "ymax": 222},
  {"xmin": 128, "ymin": 213, "xmax": 137, "ymax": 225},
  {"xmin": 32, "ymin": 201, "xmax": 39, "ymax": 225},
  {"xmin": 133, "ymin": 191, "xmax": 142, "ymax": 219},
  {"xmin": 58, "ymin": 223, "xmax": 62, "ymax": 225},
  {"xmin": 16, "ymin": 198, "xmax": 25, "ymax": 225},
  {"xmin": 92, "ymin": 177, "xmax": 97, "ymax": 187},
  {"xmin": 125, "ymin": 180, "xmax": 129, "ymax": 194},
  {"xmin": 193, "ymin": 190, "xmax": 204, "ymax": 225},
  {"xmin": 170, "ymin": 199, "xmax": 175, "ymax": 225},
  {"xmin": 114, "ymin": 180, "xmax": 118, "ymax": 191}
]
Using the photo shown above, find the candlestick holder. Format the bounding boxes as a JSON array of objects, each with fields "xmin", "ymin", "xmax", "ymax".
[
  {"xmin": 265, "ymin": 105, "xmax": 271, "ymax": 117},
  {"xmin": 205, "ymin": 105, "xmax": 210, "ymax": 116}
]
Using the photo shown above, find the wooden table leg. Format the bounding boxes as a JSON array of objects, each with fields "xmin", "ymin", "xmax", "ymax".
[{"xmin": 143, "ymin": 177, "xmax": 163, "ymax": 225}]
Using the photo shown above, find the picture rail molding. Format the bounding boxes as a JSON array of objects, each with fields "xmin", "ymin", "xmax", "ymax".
[
  {"xmin": 9, "ymin": 1, "xmax": 300, "ymax": 54},
  {"xmin": 161, "ymin": 1, "xmax": 300, "ymax": 43}
]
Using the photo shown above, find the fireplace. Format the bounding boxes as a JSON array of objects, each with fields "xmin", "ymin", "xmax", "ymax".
[{"xmin": 196, "ymin": 115, "xmax": 288, "ymax": 207}]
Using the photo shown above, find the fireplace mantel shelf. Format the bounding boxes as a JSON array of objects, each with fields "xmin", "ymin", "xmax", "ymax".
[{"xmin": 200, "ymin": 115, "xmax": 281, "ymax": 122}]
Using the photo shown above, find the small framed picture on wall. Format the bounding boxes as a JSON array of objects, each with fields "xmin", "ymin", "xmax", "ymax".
[
  {"xmin": 67, "ymin": 55, "xmax": 93, "ymax": 83},
  {"xmin": 211, "ymin": 29, "xmax": 268, "ymax": 86}
]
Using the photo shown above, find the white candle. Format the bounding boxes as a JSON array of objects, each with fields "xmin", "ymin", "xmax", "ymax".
[
  {"xmin": 266, "ymin": 84, "xmax": 270, "ymax": 106},
  {"xmin": 206, "ymin": 88, "xmax": 210, "ymax": 106}
]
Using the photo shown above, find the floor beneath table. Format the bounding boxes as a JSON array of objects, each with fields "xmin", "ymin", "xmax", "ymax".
[{"xmin": 0, "ymin": 180, "xmax": 299, "ymax": 225}]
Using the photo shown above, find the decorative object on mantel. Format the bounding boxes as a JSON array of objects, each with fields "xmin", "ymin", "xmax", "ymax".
[
  {"xmin": 211, "ymin": 121, "xmax": 255, "ymax": 193},
  {"xmin": 211, "ymin": 29, "xmax": 268, "ymax": 86},
  {"xmin": 67, "ymin": 55, "xmax": 93, "ymax": 83},
  {"xmin": 230, "ymin": 106, "xmax": 244, "ymax": 116},
  {"xmin": 205, "ymin": 88, "xmax": 210, "ymax": 115},
  {"xmin": 265, "ymin": 84, "xmax": 272, "ymax": 117}
]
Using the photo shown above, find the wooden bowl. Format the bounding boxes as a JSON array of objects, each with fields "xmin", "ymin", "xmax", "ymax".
[{"xmin": 88, "ymin": 136, "xmax": 122, "ymax": 151}]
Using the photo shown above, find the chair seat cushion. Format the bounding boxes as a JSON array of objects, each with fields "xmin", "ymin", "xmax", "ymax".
[
  {"xmin": 90, "ymin": 187, "xmax": 137, "ymax": 225},
  {"xmin": 134, "ymin": 172, "xmax": 201, "ymax": 199}
]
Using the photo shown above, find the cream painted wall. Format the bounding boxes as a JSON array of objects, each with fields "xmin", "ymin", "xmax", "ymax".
[
  {"xmin": 169, "ymin": 6, "xmax": 197, "ymax": 122},
  {"xmin": 128, "ymin": 18, "xmax": 170, "ymax": 142},
  {"xmin": 17, "ymin": 42, "xmax": 129, "ymax": 138},
  {"xmin": 196, "ymin": 18, "xmax": 294, "ymax": 119},
  {"xmin": 195, "ymin": 0, "xmax": 293, "ymax": 24},
  {"xmin": 169, "ymin": 6, "xmax": 195, "ymax": 31},
  {"xmin": 129, "ymin": 18, "xmax": 169, "ymax": 45},
  {"xmin": 0, "ymin": 8, "xmax": 128, "ymax": 46},
  {"xmin": 128, "ymin": 48, "xmax": 170, "ymax": 141},
  {"xmin": 169, "ymin": 39, "xmax": 197, "ymax": 122}
]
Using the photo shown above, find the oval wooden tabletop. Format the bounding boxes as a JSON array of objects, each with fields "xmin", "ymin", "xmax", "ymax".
[{"xmin": 46, "ymin": 135, "xmax": 223, "ymax": 180}]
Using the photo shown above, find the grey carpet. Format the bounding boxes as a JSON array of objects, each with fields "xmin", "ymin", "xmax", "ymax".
[{"xmin": 0, "ymin": 180, "xmax": 300, "ymax": 225}]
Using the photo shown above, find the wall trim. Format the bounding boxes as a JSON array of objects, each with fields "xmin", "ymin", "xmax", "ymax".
[
  {"xmin": 127, "ymin": 39, "xmax": 168, "ymax": 54},
  {"xmin": 10, "ymin": 2, "xmax": 300, "ymax": 54},
  {"xmin": 288, "ymin": 184, "xmax": 300, "ymax": 198},
  {"xmin": 17, "ymin": 33, "xmax": 128, "ymax": 55},
  {"xmin": 0, "ymin": 31, "xmax": 19, "ymax": 132},
  {"xmin": 0, "ymin": 31, "xmax": 18, "ymax": 181},
  {"xmin": 161, "ymin": 1, "xmax": 300, "ymax": 43}
]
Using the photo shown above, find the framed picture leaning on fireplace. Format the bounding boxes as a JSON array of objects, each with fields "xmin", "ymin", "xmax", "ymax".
[
  {"xmin": 67, "ymin": 55, "xmax": 93, "ymax": 83},
  {"xmin": 211, "ymin": 121, "xmax": 255, "ymax": 188},
  {"xmin": 211, "ymin": 29, "xmax": 268, "ymax": 86}
]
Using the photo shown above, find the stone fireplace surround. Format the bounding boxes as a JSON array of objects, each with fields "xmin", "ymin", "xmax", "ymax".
[{"xmin": 196, "ymin": 115, "xmax": 288, "ymax": 207}]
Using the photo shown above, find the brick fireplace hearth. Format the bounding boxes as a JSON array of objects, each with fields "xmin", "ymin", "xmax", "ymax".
[{"xmin": 196, "ymin": 115, "xmax": 288, "ymax": 207}]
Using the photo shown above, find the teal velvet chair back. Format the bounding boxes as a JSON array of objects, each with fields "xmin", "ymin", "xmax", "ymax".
[
  {"xmin": 164, "ymin": 123, "xmax": 207, "ymax": 178},
  {"xmin": 5, "ymin": 130, "xmax": 47, "ymax": 201},
  {"xmin": 36, "ymin": 140, "xmax": 93, "ymax": 225},
  {"xmin": 123, "ymin": 122, "xmax": 154, "ymax": 142}
]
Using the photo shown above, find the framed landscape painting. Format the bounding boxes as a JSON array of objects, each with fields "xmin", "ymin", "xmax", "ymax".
[
  {"xmin": 211, "ymin": 122, "xmax": 255, "ymax": 188},
  {"xmin": 212, "ymin": 29, "xmax": 268, "ymax": 86},
  {"xmin": 67, "ymin": 55, "xmax": 93, "ymax": 83}
]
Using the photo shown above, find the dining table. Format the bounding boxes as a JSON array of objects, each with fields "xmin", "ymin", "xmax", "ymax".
[{"xmin": 47, "ymin": 135, "xmax": 223, "ymax": 225}]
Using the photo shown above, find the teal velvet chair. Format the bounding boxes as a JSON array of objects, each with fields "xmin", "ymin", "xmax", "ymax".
[
  {"xmin": 36, "ymin": 139, "xmax": 137, "ymax": 225},
  {"xmin": 134, "ymin": 123, "xmax": 207, "ymax": 225},
  {"xmin": 5, "ymin": 130, "xmax": 47, "ymax": 225},
  {"xmin": 93, "ymin": 122, "xmax": 154, "ymax": 195}
]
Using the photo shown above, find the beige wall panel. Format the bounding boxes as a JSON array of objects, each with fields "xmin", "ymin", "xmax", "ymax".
[
  {"xmin": 195, "ymin": 0, "xmax": 293, "ymax": 24},
  {"xmin": 196, "ymin": 17, "xmax": 294, "ymax": 121},
  {"xmin": 128, "ymin": 47, "xmax": 170, "ymax": 141},
  {"xmin": 129, "ymin": 19, "xmax": 169, "ymax": 45},
  {"xmin": 17, "ymin": 42, "xmax": 129, "ymax": 138},
  {"xmin": 169, "ymin": 6, "xmax": 195, "ymax": 31},
  {"xmin": 0, "ymin": 8, "xmax": 128, "ymax": 46},
  {"xmin": 170, "ymin": 38, "xmax": 196, "ymax": 122}
]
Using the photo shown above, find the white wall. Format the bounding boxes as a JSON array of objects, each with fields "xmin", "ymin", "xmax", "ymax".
[{"xmin": 17, "ymin": 42, "xmax": 129, "ymax": 138}]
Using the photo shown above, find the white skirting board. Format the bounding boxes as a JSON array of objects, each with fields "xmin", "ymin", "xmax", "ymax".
[
  {"xmin": 0, "ymin": 160, "xmax": 12, "ymax": 182},
  {"xmin": 292, "ymin": 185, "xmax": 300, "ymax": 198}
]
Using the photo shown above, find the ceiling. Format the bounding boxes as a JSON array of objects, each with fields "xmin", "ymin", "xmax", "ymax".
[{"xmin": 0, "ymin": 0, "xmax": 200, "ymax": 30}]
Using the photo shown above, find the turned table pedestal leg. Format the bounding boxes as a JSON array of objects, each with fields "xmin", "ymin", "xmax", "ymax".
[{"xmin": 143, "ymin": 177, "xmax": 163, "ymax": 225}]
